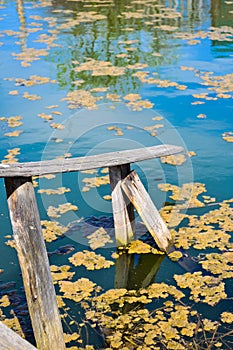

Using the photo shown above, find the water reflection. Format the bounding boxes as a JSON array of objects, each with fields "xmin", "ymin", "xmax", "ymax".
[
  {"xmin": 46, "ymin": 0, "xmax": 212, "ymax": 90},
  {"xmin": 210, "ymin": 0, "xmax": 233, "ymax": 27},
  {"xmin": 114, "ymin": 251, "xmax": 164, "ymax": 290}
]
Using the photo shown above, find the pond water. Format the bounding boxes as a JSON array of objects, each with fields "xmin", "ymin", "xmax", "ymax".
[{"xmin": 0, "ymin": 0, "xmax": 233, "ymax": 349}]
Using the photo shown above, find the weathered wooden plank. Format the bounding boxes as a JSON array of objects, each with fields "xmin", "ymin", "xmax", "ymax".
[
  {"xmin": 109, "ymin": 164, "xmax": 135, "ymax": 246},
  {"xmin": 5, "ymin": 177, "xmax": 66, "ymax": 350},
  {"xmin": 0, "ymin": 321, "xmax": 37, "ymax": 350},
  {"xmin": 0, "ymin": 144, "xmax": 183, "ymax": 177},
  {"xmin": 121, "ymin": 171, "xmax": 172, "ymax": 252}
]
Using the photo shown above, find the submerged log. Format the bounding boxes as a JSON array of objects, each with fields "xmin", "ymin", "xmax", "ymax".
[
  {"xmin": 121, "ymin": 171, "xmax": 172, "ymax": 252},
  {"xmin": 109, "ymin": 164, "xmax": 135, "ymax": 246},
  {"xmin": 0, "ymin": 321, "xmax": 37, "ymax": 350},
  {"xmin": 5, "ymin": 177, "xmax": 66, "ymax": 350}
]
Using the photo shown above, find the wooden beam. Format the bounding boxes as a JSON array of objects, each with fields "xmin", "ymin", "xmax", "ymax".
[
  {"xmin": 109, "ymin": 164, "xmax": 135, "ymax": 246},
  {"xmin": 0, "ymin": 321, "xmax": 37, "ymax": 350},
  {"xmin": 121, "ymin": 171, "xmax": 172, "ymax": 252},
  {"xmin": 0, "ymin": 144, "xmax": 184, "ymax": 178},
  {"xmin": 5, "ymin": 177, "xmax": 66, "ymax": 350}
]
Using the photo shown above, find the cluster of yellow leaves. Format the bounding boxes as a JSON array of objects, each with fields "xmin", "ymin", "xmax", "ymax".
[
  {"xmin": 1, "ymin": 148, "xmax": 20, "ymax": 163},
  {"xmin": 51, "ymin": 265, "xmax": 75, "ymax": 284},
  {"xmin": 23, "ymin": 91, "xmax": 42, "ymax": 100},
  {"xmin": 74, "ymin": 58, "xmax": 125, "ymax": 76},
  {"xmin": 38, "ymin": 187, "xmax": 70, "ymax": 195},
  {"xmin": 160, "ymin": 151, "xmax": 196, "ymax": 166},
  {"xmin": 41, "ymin": 220, "xmax": 67, "ymax": 242},
  {"xmin": 69, "ymin": 250, "xmax": 114, "ymax": 270},
  {"xmin": 222, "ymin": 131, "xmax": 233, "ymax": 142},
  {"xmin": 107, "ymin": 125, "xmax": 123, "ymax": 136},
  {"xmin": 175, "ymin": 26, "xmax": 233, "ymax": 46},
  {"xmin": 50, "ymin": 122, "xmax": 64, "ymax": 130},
  {"xmin": 174, "ymin": 272, "xmax": 227, "ymax": 306},
  {"xmin": 133, "ymin": 70, "xmax": 187, "ymax": 91},
  {"xmin": 158, "ymin": 182, "xmax": 206, "ymax": 208},
  {"xmin": 0, "ymin": 295, "xmax": 10, "ymax": 307},
  {"xmin": 173, "ymin": 225, "xmax": 231, "ymax": 250},
  {"xmin": 47, "ymin": 202, "xmax": 78, "ymax": 218},
  {"xmin": 168, "ymin": 250, "xmax": 183, "ymax": 262},
  {"xmin": 12, "ymin": 47, "xmax": 48, "ymax": 66},
  {"xmin": 141, "ymin": 283, "xmax": 184, "ymax": 300},
  {"xmin": 172, "ymin": 201, "xmax": 233, "ymax": 250},
  {"xmin": 59, "ymin": 278, "xmax": 96, "ymax": 302},
  {"xmin": 59, "ymin": 278, "xmax": 96, "ymax": 303},
  {"xmin": 64, "ymin": 332, "xmax": 80, "ymax": 344},
  {"xmin": 87, "ymin": 227, "xmax": 113, "ymax": 250},
  {"xmin": 200, "ymin": 252, "xmax": 233, "ymax": 279},
  {"xmin": 0, "ymin": 115, "xmax": 22, "ymax": 127},
  {"xmin": 82, "ymin": 175, "xmax": 109, "ymax": 192},
  {"xmin": 62, "ymin": 89, "xmax": 101, "ymax": 109},
  {"xmin": 86, "ymin": 293, "xmax": 214, "ymax": 349},
  {"xmin": 4, "ymin": 130, "xmax": 23, "ymax": 137},
  {"xmin": 127, "ymin": 240, "xmax": 164, "ymax": 255},
  {"xmin": 160, "ymin": 207, "xmax": 187, "ymax": 228},
  {"xmin": 126, "ymin": 98, "xmax": 154, "ymax": 111},
  {"xmin": 221, "ymin": 312, "xmax": 233, "ymax": 324},
  {"xmin": 14, "ymin": 75, "xmax": 56, "ymax": 87},
  {"xmin": 144, "ymin": 122, "xmax": 163, "ymax": 137}
]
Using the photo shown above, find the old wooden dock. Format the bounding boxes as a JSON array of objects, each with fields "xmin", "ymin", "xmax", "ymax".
[{"xmin": 0, "ymin": 144, "xmax": 183, "ymax": 349}]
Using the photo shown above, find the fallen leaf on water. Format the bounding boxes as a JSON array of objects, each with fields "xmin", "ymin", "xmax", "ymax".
[
  {"xmin": 69, "ymin": 250, "xmax": 114, "ymax": 270},
  {"xmin": 87, "ymin": 227, "xmax": 113, "ymax": 250}
]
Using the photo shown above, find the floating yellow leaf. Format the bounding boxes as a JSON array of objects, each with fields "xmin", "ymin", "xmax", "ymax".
[
  {"xmin": 221, "ymin": 312, "xmax": 233, "ymax": 324},
  {"xmin": 47, "ymin": 203, "xmax": 78, "ymax": 218},
  {"xmin": 69, "ymin": 250, "xmax": 114, "ymax": 270},
  {"xmin": 87, "ymin": 227, "xmax": 113, "ymax": 250},
  {"xmin": 51, "ymin": 265, "xmax": 75, "ymax": 284},
  {"xmin": 59, "ymin": 278, "xmax": 96, "ymax": 302},
  {"xmin": 38, "ymin": 187, "xmax": 70, "ymax": 195},
  {"xmin": 41, "ymin": 220, "xmax": 67, "ymax": 242}
]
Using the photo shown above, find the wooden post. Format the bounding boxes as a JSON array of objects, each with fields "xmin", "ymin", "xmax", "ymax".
[
  {"xmin": 109, "ymin": 164, "xmax": 135, "ymax": 246},
  {"xmin": 0, "ymin": 321, "xmax": 37, "ymax": 350},
  {"xmin": 4, "ymin": 177, "xmax": 66, "ymax": 350},
  {"xmin": 121, "ymin": 171, "xmax": 172, "ymax": 252}
]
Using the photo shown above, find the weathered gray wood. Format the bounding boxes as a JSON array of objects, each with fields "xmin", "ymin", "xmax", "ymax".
[
  {"xmin": 0, "ymin": 145, "xmax": 183, "ymax": 177},
  {"xmin": 0, "ymin": 321, "xmax": 37, "ymax": 350},
  {"xmin": 121, "ymin": 171, "xmax": 172, "ymax": 252},
  {"xmin": 109, "ymin": 164, "xmax": 135, "ymax": 246},
  {"xmin": 5, "ymin": 177, "xmax": 66, "ymax": 350}
]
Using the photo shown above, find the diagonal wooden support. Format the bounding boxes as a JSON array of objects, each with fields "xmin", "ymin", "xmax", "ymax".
[
  {"xmin": 5, "ymin": 177, "xmax": 66, "ymax": 350},
  {"xmin": 0, "ymin": 321, "xmax": 37, "ymax": 350},
  {"xmin": 121, "ymin": 170, "xmax": 172, "ymax": 252},
  {"xmin": 109, "ymin": 164, "xmax": 135, "ymax": 246}
]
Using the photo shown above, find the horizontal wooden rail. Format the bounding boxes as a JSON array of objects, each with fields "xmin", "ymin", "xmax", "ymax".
[{"xmin": 0, "ymin": 144, "xmax": 183, "ymax": 177}]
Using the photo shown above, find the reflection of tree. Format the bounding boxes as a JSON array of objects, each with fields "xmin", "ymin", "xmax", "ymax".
[
  {"xmin": 46, "ymin": 0, "xmax": 211, "ymax": 92},
  {"xmin": 210, "ymin": 0, "xmax": 233, "ymax": 27},
  {"xmin": 16, "ymin": 0, "xmax": 27, "ymax": 51}
]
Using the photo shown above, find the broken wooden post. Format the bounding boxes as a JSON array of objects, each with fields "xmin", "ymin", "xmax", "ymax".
[
  {"xmin": 0, "ymin": 321, "xmax": 37, "ymax": 350},
  {"xmin": 4, "ymin": 177, "xmax": 66, "ymax": 350},
  {"xmin": 121, "ymin": 170, "xmax": 172, "ymax": 252},
  {"xmin": 109, "ymin": 164, "xmax": 135, "ymax": 246}
]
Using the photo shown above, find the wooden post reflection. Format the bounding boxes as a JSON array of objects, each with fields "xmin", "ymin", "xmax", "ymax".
[
  {"xmin": 114, "ymin": 250, "xmax": 165, "ymax": 291},
  {"xmin": 16, "ymin": 0, "xmax": 27, "ymax": 51}
]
